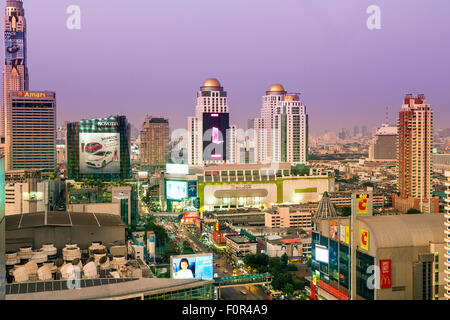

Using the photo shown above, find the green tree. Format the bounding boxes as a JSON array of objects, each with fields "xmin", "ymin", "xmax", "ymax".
[
  {"xmin": 281, "ymin": 253, "xmax": 288, "ymax": 269},
  {"xmin": 406, "ymin": 208, "xmax": 421, "ymax": 214},
  {"xmin": 283, "ymin": 283, "xmax": 294, "ymax": 296}
]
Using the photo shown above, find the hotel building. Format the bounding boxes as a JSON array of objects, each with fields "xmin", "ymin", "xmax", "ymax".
[
  {"xmin": 140, "ymin": 115, "xmax": 169, "ymax": 169},
  {"xmin": 5, "ymin": 91, "xmax": 56, "ymax": 172},
  {"xmin": 188, "ymin": 78, "xmax": 232, "ymax": 165},
  {"xmin": 393, "ymin": 94, "xmax": 438, "ymax": 214}
]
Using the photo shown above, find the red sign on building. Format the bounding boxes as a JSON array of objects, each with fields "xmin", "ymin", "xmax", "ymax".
[
  {"xmin": 380, "ymin": 259, "xmax": 391, "ymax": 289},
  {"xmin": 183, "ymin": 212, "xmax": 199, "ymax": 224}
]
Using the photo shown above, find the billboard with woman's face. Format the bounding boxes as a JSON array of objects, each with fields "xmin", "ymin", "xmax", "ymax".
[{"xmin": 170, "ymin": 254, "xmax": 213, "ymax": 280}]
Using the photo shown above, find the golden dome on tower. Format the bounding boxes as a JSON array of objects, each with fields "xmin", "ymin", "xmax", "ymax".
[
  {"xmin": 202, "ymin": 78, "xmax": 221, "ymax": 88},
  {"xmin": 268, "ymin": 84, "xmax": 285, "ymax": 92}
]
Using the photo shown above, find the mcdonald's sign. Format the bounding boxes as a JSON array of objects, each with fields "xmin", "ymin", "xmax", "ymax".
[{"xmin": 380, "ymin": 260, "xmax": 391, "ymax": 289}]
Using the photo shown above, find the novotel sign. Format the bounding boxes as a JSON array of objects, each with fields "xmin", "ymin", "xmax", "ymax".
[{"xmin": 97, "ymin": 121, "xmax": 119, "ymax": 127}]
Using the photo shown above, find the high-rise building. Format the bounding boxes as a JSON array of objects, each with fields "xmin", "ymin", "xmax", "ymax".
[
  {"xmin": 56, "ymin": 125, "xmax": 67, "ymax": 165},
  {"xmin": 272, "ymin": 94, "xmax": 308, "ymax": 164},
  {"xmin": 1, "ymin": 0, "xmax": 29, "ymax": 143},
  {"xmin": 67, "ymin": 116, "xmax": 131, "ymax": 180},
  {"xmin": 393, "ymin": 94, "xmax": 438, "ymax": 214},
  {"xmin": 353, "ymin": 126, "xmax": 359, "ymax": 137},
  {"xmin": 0, "ymin": 156, "xmax": 5, "ymax": 300},
  {"xmin": 5, "ymin": 91, "xmax": 56, "ymax": 172},
  {"xmin": 368, "ymin": 123, "xmax": 397, "ymax": 161},
  {"xmin": 254, "ymin": 84, "xmax": 287, "ymax": 163},
  {"xmin": 188, "ymin": 78, "xmax": 231, "ymax": 165},
  {"xmin": 140, "ymin": 115, "xmax": 169, "ymax": 169},
  {"xmin": 361, "ymin": 125, "xmax": 368, "ymax": 137},
  {"xmin": 444, "ymin": 171, "xmax": 450, "ymax": 300}
]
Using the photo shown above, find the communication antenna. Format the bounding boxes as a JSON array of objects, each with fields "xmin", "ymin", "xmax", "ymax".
[{"xmin": 385, "ymin": 106, "xmax": 389, "ymax": 125}]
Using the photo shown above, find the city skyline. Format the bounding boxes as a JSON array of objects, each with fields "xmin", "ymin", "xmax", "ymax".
[{"xmin": 0, "ymin": 0, "xmax": 448, "ymax": 134}]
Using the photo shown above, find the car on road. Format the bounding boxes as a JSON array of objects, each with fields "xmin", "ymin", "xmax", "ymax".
[
  {"xmin": 86, "ymin": 150, "xmax": 114, "ymax": 168},
  {"xmin": 84, "ymin": 142, "xmax": 102, "ymax": 153}
]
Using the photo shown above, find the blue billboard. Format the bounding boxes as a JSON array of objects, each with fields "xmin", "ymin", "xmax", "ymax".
[
  {"xmin": 171, "ymin": 254, "xmax": 213, "ymax": 280},
  {"xmin": 5, "ymin": 31, "xmax": 25, "ymax": 66}
]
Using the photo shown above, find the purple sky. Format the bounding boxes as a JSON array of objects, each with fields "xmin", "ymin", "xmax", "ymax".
[{"xmin": 6, "ymin": 0, "xmax": 450, "ymax": 134}]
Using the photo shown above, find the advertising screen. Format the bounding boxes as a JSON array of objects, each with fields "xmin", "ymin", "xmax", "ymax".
[
  {"xmin": 188, "ymin": 181, "xmax": 197, "ymax": 197},
  {"xmin": 171, "ymin": 254, "xmax": 213, "ymax": 280},
  {"xmin": 166, "ymin": 181, "xmax": 187, "ymax": 200},
  {"xmin": 315, "ymin": 245, "xmax": 329, "ymax": 264},
  {"xmin": 5, "ymin": 30, "xmax": 25, "ymax": 66},
  {"xmin": 166, "ymin": 163, "xmax": 189, "ymax": 175},
  {"xmin": 183, "ymin": 212, "xmax": 199, "ymax": 224},
  {"xmin": 79, "ymin": 133, "xmax": 121, "ymax": 174},
  {"xmin": 202, "ymin": 113, "xmax": 229, "ymax": 161}
]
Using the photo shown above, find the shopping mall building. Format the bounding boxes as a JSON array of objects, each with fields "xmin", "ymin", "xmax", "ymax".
[
  {"xmin": 311, "ymin": 214, "xmax": 446, "ymax": 300},
  {"xmin": 158, "ymin": 163, "xmax": 334, "ymax": 212}
]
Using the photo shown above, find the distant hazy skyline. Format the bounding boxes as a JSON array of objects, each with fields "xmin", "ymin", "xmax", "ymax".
[{"xmin": 5, "ymin": 0, "xmax": 450, "ymax": 134}]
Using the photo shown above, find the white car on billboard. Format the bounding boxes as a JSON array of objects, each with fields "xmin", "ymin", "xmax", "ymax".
[{"xmin": 86, "ymin": 150, "xmax": 114, "ymax": 168}]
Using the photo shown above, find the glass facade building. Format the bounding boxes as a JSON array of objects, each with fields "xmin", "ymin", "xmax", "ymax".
[
  {"xmin": 312, "ymin": 231, "xmax": 375, "ymax": 300},
  {"xmin": 67, "ymin": 116, "xmax": 131, "ymax": 180},
  {"xmin": 0, "ymin": 157, "xmax": 5, "ymax": 300}
]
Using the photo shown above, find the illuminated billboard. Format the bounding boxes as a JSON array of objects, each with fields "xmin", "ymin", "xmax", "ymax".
[
  {"xmin": 79, "ymin": 133, "xmax": 120, "ymax": 174},
  {"xmin": 315, "ymin": 245, "xmax": 329, "ymax": 264},
  {"xmin": 170, "ymin": 253, "xmax": 213, "ymax": 280},
  {"xmin": 166, "ymin": 181, "xmax": 187, "ymax": 200},
  {"xmin": 166, "ymin": 163, "xmax": 189, "ymax": 175},
  {"xmin": 5, "ymin": 30, "xmax": 25, "ymax": 66},
  {"xmin": 202, "ymin": 113, "xmax": 229, "ymax": 161},
  {"xmin": 183, "ymin": 212, "xmax": 199, "ymax": 224}
]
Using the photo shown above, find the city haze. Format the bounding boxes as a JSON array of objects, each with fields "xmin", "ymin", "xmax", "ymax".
[{"xmin": 7, "ymin": 0, "xmax": 450, "ymax": 134}]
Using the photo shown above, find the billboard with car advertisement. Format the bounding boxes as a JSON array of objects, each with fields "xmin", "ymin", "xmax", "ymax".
[
  {"xmin": 5, "ymin": 30, "xmax": 25, "ymax": 66},
  {"xmin": 79, "ymin": 133, "xmax": 120, "ymax": 174},
  {"xmin": 170, "ymin": 253, "xmax": 213, "ymax": 280}
]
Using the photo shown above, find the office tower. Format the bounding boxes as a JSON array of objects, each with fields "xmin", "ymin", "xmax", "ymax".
[
  {"xmin": 226, "ymin": 125, "xmax": 237, "ymax": 163},
  {"xmin": 1, "ymin": 0, "xmax": 29, "ymax": 143},
  {"xmin": 5, "ymin": 91, "xmax": 56, "ymax": 172},
  {"xmin": 0, "ymin": 156, "xmax": 4, "ymax": 300},
  {"xmin": 140, "ymin": 115, "xmax": 169, "ymax": 168},
  {"xmin": 445, "ymin": 171, "xmax": 450, "ymax": 299},
  {"xmin": 188, "ymin": 78, "xmax": 230, "ymax": 165},
  {"xmin": 368, "ymin": 123, "xmax": 397, "ymax": 161},
  {"xmin": 67, "ymin": 116, "xmax": 131, "ymax": 180},
  {"xmin": 353, "ymin": 126, "xmax": 359, "ymax": 137},
  {"xmin": 272, "ymin": 93, "xmax": 308, "ymax": 164},
  {"xmin": 362, "ymin": 125, "xmax": 368, "ymax": 137},
  {"xmin": 254, "ymin": 84, "xmax": 287, "ymax": 163},
  {"xmin": 393, "ymin": 94, "xmax": 438, "ymax": 214}
]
